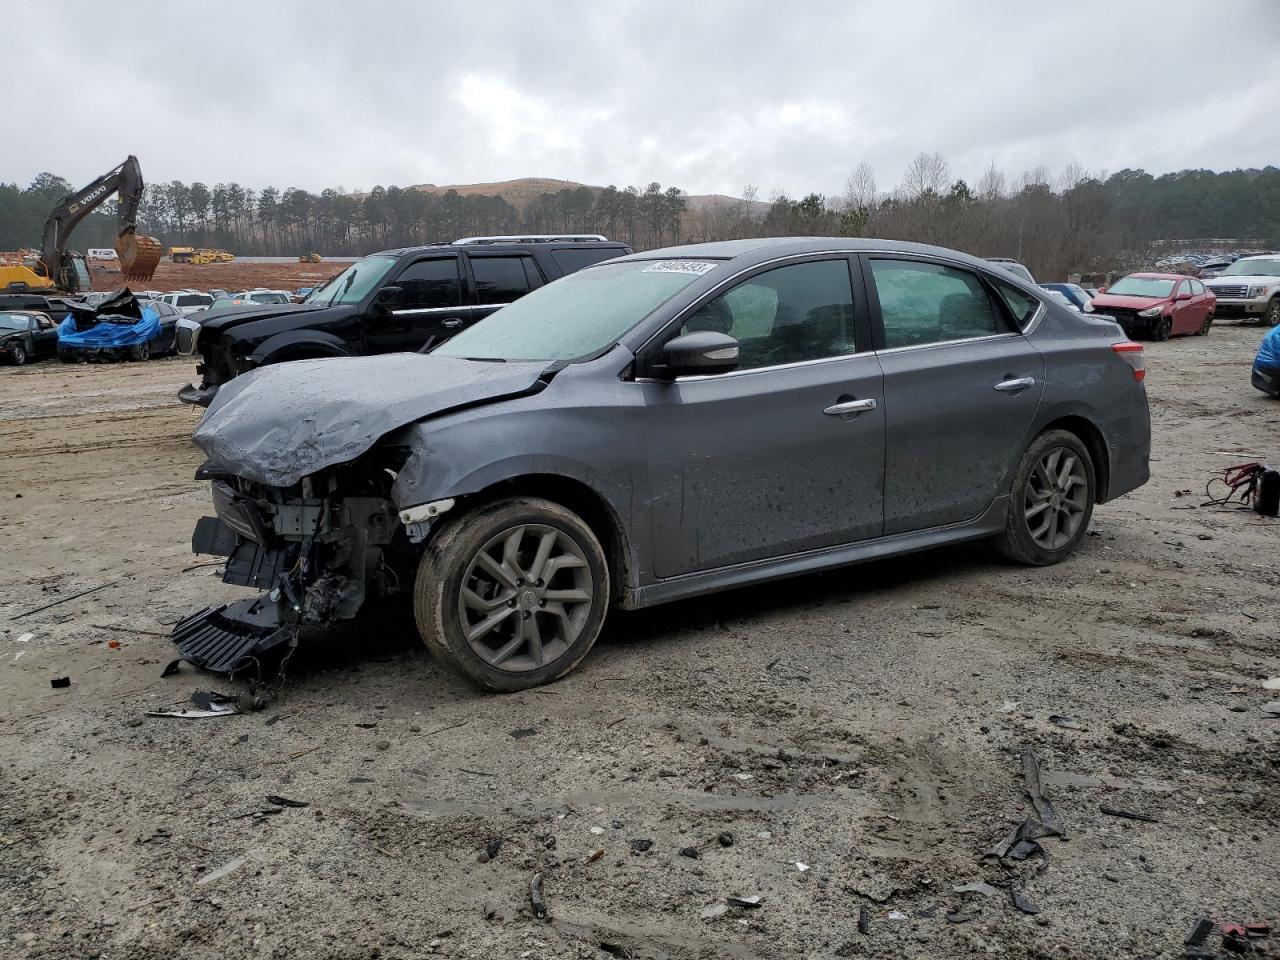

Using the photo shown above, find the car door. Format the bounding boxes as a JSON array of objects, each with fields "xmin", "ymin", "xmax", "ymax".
[
  {"xmin": 1170, "ymin": 280, "xmax": 1196, "ymax": 334},
  {"xmin": 1191, "ymin": 280, "xmax": 1213, "ymax": 327},
  {"xmin": 639, "ymin": 256, "xmax": 886, "ymax": 577},
  {"xmin": 31, "ymin": 313, "xmax": 58, "ymax": 357},
  {"xmin": 863, "ymin": 255, "xmax": 1045, "ymax": 535},
  {"xmin": 463, "ymin": 253, "xmax": 542, "ymax": 331},
  {"xmin": 365, "ymin": 255, "xmax": 464, "ymax": 354}
]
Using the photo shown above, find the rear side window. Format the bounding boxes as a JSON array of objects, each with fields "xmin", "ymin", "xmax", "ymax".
[
  {"xmin": 177, "ymin": 294, "xmax": 212, "ymax": 307},
  {"xmin": 870, "ymin": 260, "xmax": 1004, "ymax": 348},
  {"xmin": 551, "ymin": 247, "xmax": 624, "ymax": 275},
  {"xmin": 394, "ymin": 258, "xmax": 460, "ymax": 310},
  {"xmin": 470, "ymin": 256, "xmax": 534, "ymax": 305}
]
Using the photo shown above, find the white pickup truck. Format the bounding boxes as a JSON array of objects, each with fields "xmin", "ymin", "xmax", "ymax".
[{"xmin": 1203, "ymin": 253, "xmax": 1280, "ymax": 326}]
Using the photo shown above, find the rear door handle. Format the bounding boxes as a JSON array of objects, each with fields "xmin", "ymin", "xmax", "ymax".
[
  {"xmin": 823, "ymin": 398, "xmax": 878, "ymax": 416},
  {"xmin": 994, "ymin": 377, "xmax": 1036, "ymax": 393},
  {"xmin": 441, "ymin": 318, "xmax": 464, "ymax": 329}
]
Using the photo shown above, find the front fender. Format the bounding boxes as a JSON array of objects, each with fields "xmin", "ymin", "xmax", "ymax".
[{"xmin": 250, "ymin": 329, "xmax": 350, "ymax": 365}]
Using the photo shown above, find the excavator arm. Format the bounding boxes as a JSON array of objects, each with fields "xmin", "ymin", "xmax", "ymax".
[{"xmin": 38, "ymin": 155, "xmax": 161, "ymax": 292}]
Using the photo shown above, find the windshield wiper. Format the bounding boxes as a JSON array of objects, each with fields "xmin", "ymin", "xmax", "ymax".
[{"xmin": 461, "ymin": 356, "xmax": 508, "ymax": 363}]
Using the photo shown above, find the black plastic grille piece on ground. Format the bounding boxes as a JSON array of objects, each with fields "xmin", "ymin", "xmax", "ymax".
[{"xmin": 171, "ymin": 596, "xmax": 291, "ymax": 674}]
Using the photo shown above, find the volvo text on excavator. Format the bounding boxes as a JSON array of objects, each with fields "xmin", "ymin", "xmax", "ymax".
[{"xmin": 0, "ymin": 156, "xmax": 162, "ymax": 295}]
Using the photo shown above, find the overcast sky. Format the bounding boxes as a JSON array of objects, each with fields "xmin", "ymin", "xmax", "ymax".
[{"xmin": 8, "ymin": 0, "xmax": 1279, "ymax": 200}]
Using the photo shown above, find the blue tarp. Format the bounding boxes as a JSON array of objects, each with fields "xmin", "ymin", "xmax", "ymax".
[
  {"xmin": 1257, "ymin": 324, "xmax": 1280, "ymax": 369},
  {"xmin": 58, "ymin": 305, "xmax": 160, "ymax": 348}
]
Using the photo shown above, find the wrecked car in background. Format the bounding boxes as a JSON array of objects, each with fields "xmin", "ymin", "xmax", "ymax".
[
  {"xmin": 175, "ymin": 237, "xmax": 1151, "ymax": 691},
  {"xmin": 56, "ymin": 289, "xmax": 166, "ymax": 362}
]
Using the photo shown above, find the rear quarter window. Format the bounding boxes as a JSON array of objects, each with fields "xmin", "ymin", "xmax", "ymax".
[{"xmin": 990, "ymin": 277, "xmax": 1040, "ymax": 329}]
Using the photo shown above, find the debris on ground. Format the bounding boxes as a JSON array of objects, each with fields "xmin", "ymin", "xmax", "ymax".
[
  {"xmin": 629, "ymin": 839, "xmax": 652, "ymax": 853},
  {"xmin": 1185, "ymin": 917, "xmax": 1215, "ymax": 958},
  {"xmin": 887, "ymin": 910, "xmax": 908, "ymax": 920},
  {"xmin": 1048, "ymin": 714, "xmax": 1085, "ymax": 730},
  {"xmin": 160, "ymin": 658, "xmax": 182, "ymax": 678},
  {"xmin": 510, "ymin": 728, "xmax": 537, "ymax": 739},
  {"xmin": 529, "ymin": 872, "xmax": 548, "ymax": 920},
  {"xmin": 148, "ymin": 689, "xmax": 239, "ymax": 719},
  {"xmin": 50, "ymin": 676, "xmax": 70, "ymax": 689},
  {"xmin": 1010, "ymin": 889, "xmax": 1040, "ymax": 915},
  {"xmin": 679, "ymin": 846, "xmax": 700, "ymax": 859},
  {"xmin": 583, "ymin": 848, "xmax": 604, "ymax": 865},
  {"xmin": 15, "ymin": 632, "xmax": 34, "ymax": 643},
  {"xmin": 599, "ymin": 943, "xmax": 632, "ymax": 958},
  {"xmin": 726, "ymin": 895, "xmax": 763, "ymax": 910},
  {"xmin": 857, "ymin": 905, "xmax": 870, "ymax": 935},
  {"xmin": 477, "ymin": 837, "xmax": 503, "ymax": 862},
  {"xmin": 1099, "ymin": 803, "xmax": 1158, "ymax": 823},
  {"xmin": 716, "ymin": 831, "xmax": 734, "ymax": 847},
  {"xmin": 954, "ymin": 880, "xmax": 1002, "ymax": 897},
  {"xmin": 1261, "ymin": 702, "xmax": 1280, "ymax": 718},
  {"xmin": 264, "ymin": 795, "xmax": 308, "ymax": 808}
]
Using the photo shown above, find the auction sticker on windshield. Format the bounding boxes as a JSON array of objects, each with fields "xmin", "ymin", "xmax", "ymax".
[{"xmin": 642, "ymin": 260, "xmax": 718, "ymax": 276}]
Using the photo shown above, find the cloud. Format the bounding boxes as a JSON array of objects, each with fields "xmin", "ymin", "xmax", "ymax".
[{"xmin": 5, "ymin": 0, "xmax": 1278, "ymax": 199}]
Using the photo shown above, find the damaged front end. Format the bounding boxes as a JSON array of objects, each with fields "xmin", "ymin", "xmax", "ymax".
[{"xmin": 174, "ymin": 452, "xmax": 414, "ymax": 676}]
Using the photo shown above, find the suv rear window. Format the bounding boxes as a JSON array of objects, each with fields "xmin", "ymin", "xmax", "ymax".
[
  {"xmin": 551, "ymin": 247, "xmax": 624, "ymax": 274},
  {"xmin": 177, "ymin": 294, "xmax": 212, "ymax": 307}
]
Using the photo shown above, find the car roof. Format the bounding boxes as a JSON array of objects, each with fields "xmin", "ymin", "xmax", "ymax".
[
  {"xmin": 1124, "ymin": 272, "xmax": 1188, "ymax": 280},
  {"xmin": 611, "ymin": 237, "xmax": 1013, "ymax": 275}
]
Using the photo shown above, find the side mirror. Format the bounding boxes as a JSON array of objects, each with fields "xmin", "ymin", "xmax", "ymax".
[
  {"xmin": 1176, "ymin": 290, "xmax": 1192, "ymax": 301},
  {"xmin": 655, "ymin": 331, "xmax": 741, "ymax": 379},
  {"xmin": 374, "ymin": 285, "xmax": 404, "ymax": 310}
]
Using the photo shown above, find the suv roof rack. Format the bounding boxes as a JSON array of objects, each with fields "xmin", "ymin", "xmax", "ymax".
[{"xmin": 452, "ymin": 234, "xmax": 610, "ymax": 245}]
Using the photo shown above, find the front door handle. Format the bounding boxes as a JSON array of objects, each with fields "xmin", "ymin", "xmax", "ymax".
[
  {"xmin": 823, "ymin": 398, "xmax": 878, "ymax": 416},
  {"xmin": 994, "ymin": 377, "xmax": 1036, "ymax": 393},
  {"xmin": 441, "ymin": 318, "xmax": 464, "ymax": 329}
]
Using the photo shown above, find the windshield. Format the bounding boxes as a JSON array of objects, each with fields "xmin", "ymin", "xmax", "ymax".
[
  {"xmin": 306, "ymin": 256, "xmax": 396, "ymax": 306},
  {"xmin": 435, "ymin": 259, "xmax": 720, "ymax": 362},
  {"xmin": 1107, "ymin": 276, "xmax": 1176, "ymax": 298},
  {"xmin": 1220, "ymin": 258, "xmax": 1280, "ymax": 277},
  {"xmin": 0, "ymin": 313, "xmax": 30, "ymax": 331}
]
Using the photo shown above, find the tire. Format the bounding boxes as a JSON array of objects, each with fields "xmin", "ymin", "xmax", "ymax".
[
  {"xmin": 9, "ymin": 342, "xmax": 27, "ymax": 366},
  {"xmin": 413, "ymin": 496, "xmax": 611, "ymax": 691},
  {"xmin": 1267, "ymin": 298, "xmax": 1280, "ymax": 327},
  {"xmin": 1152, "ymin": 316, "xmax": 1171, "ymax": 342},
  {"xmin": 994, "ymin": 429, "xmax": 1096, "ymax": 566},
  {"xmin": 1197, "ymin": 313, "xmax": 1213, "ymax": 336},
  {"xmin": 129, "ymin": 341, "xmax": 151, "ymax": 362}
]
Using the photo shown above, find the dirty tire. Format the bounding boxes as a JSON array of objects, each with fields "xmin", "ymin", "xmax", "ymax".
[
  {"xmin": 129, "ymin": 341, "xmax": 151, "ymax": 362},
  {"xmin": 1152, "ymin": 316, "xmax": 1171, "ymax": 342},
  {"xmin": 1267, "ymin": 298, "xmax": 1280, "ymax": 327},
  {"xmin": 1197, "ymin": 313, "xmax": 1213, "ymax": 336},
  {"xmin": 413, "ymin": 497, "xmax": 610, "ymax": 691},
  {"xmin": 994, "ymin": 429, "xmax": 1096, "ymax": 566},
  {"xmin": 9, "ymin": 342, "xmax": 27, "ymax": 365}
]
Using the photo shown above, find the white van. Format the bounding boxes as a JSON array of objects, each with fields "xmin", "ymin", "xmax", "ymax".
[{"xmin": 87, "ymin": 248, "xmax": 118, "ymax": 261}]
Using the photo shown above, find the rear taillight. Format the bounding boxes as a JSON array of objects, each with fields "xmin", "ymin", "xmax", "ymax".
[{"xmin": 1112, "ymin": 341, "xmax": 1145, "ymax": 381}]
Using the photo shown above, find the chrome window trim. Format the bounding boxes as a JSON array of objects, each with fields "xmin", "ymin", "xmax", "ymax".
[
  {"xmin": 874, "ymin": 330, "xmax": 1023, "ymax": 357},
  {"xmin": 634, "ymin": 349, "xmax": 877, "ymax": 383},
  {"xmin": 390, "ymin": 304, "xmax": 503, "ymax": 316}
]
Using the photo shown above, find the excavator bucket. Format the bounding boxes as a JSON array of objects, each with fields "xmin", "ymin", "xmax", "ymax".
[{"xmin": 115, "ymin": 231, "xmax": 162, "ymax": 283}]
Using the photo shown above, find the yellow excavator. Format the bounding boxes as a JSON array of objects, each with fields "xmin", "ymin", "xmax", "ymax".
[{"xmin": 0, "ymin": 155, "xmax": 162, "ymax": 295}]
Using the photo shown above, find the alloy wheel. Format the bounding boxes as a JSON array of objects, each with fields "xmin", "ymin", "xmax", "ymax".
[
  {"xmin": 1154, "ymin": 317, "xmax": 1171, "ymax": 341},
  {"xmin": 1268, "ymin": 300, "xmax": 1280, "ymax": 327},
  {"xmin": 457, "ymin": 523, "xmax": 593, "ymax": 673},
  {"xmin": 11, "ymin": 343, "xmax": 26, "ymax": 365},
  {"xmin": 1023, "ymin": 447, "xmax": 1088, "ymax": 550}
]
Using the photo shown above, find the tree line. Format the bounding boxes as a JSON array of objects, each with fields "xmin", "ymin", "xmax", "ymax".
[{"xmin": 3, "ymin": 158, "xmax": 1278, "ymax": 280}]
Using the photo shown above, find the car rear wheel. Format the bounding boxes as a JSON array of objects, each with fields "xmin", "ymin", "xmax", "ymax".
[
  {"xmin": 994, "ymin": 429, "xmax": 1096, "ymax": 566},
  {"xmin": 1152, "ymin": 316, "xmax": 1172, "ymax": 342},
  {"xmin": 9, "ymin": 342, "xmax": 27, "ymax": 365},
  {"xmin": 413, "ymin": 497, "xmax": 611, "ymax": 691}
]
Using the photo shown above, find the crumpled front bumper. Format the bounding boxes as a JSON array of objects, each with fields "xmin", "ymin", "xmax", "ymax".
[{"xmin": 178, "ymin": 381, "xmax": 219, "ymax": 407}]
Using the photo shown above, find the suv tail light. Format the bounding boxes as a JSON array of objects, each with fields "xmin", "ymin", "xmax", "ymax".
[{"xmin": 1112, "ymin": 341, "xmax": 1145, "ymax": 381}]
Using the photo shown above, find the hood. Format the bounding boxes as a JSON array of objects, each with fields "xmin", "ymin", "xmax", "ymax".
[
  {"xmin": 1090, "ymin": 293, "xmax": 1168, "ymax": 310},
  {"xmin": 196, "ymin": 302, "xmax": 326, "ymax": 333},
  {"xmin": 193, "ymin": 352, "xmax": 549, "ymax": 487},
  {"xmin": 1207, "ymin": 274, "xmax": 1280, "ymax": 286}
]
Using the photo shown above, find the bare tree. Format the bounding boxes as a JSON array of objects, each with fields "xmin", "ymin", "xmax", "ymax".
[
  {"xmin": 841, "ymin": 162, "xmax": 878, "ymax": 213},
  {"xmin": 740, "ymin": 184, "xmax": 758, "ymax": 221},
  {"xmin": 902, "ymin": 152, "xmax": 951, "ymax": 199},
  {"xmin": 977, "ymin": 162, "xmax": 1006, "ymax": 201}
]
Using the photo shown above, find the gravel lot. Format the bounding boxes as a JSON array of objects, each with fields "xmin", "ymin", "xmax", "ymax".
[{"xmin": 2, "ymin": 323, "xmax": 1277, "ymax": 959}]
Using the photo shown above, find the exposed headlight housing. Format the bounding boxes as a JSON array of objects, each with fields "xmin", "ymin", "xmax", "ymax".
[
  {"xmin": 1248, "ymin": 285, "xmax": 1275, "ymax": 299},
  {"xmin": 1138, "ymin": 305, "xmax": 1165, "ymax": 318}
]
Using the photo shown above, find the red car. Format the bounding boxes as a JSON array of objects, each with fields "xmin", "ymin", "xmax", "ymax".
[{"xmin": 1087, "ymin": 273, "xmax": 1215, "ymax": 341}]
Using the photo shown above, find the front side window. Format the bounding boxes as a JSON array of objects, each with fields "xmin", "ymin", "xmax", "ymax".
[
  {"xmin": 871, "ymin": 260, "xmax": 1003, "ymax": 348},
  {"xmin": 395, "ymin": 258, "xmax": 461, "ymax": 310},
  {"xmin": 435, "ymin": 259, "xmax": 718, "ymax": 362},
  {"xmin": 470, "ymin": 256, "xmax": 533, "ymax": 305},
  {"xmin": 679, "ymin": 259, "xmax": 856, "ymax": 370}
]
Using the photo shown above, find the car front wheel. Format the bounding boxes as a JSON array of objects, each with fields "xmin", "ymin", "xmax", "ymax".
[
  {"xmin": 413, "ymin": 497, "xmax": 611, "ymax": 691},
  {"xmin": 129, "ymin": 342, "xmax": 151, "ymax": 362},
  {"xmin": 1267, "ymin": 298, "xmax": 1280, "ymax": 327},
  {"xmin": 1197, "ymin": 313, "xmax": 1213, "ymax": 336},
  {"xmin": 1152, "ymin": 316, "xmax": 1172, "ymax": 341},
  {"xmin": 994, "ymin": 429, "xmax": 1096, "ymax": 566},
  {"xmin": 9, "ymin": 342, "xmax": 27, "ymax": 365}
]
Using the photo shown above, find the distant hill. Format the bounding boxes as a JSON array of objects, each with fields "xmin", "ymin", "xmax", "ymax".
[{"xmin": 408, "ymin": 177, "xmax": 746, "ymax": 216}]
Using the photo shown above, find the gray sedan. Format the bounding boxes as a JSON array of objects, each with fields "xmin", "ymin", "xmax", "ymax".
[{"xmin": 181, "ymin": 238, "xmax": 1151, "ymax": 690}]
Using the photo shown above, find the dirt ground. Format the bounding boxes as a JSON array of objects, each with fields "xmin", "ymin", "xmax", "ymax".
[
  {"xmin": 1, "ymin": 323, "xmax": 1277, "ymax": 960},
  {"xmin": 89, "ymin": 260, "xmax": 350, "ymax": 295}
]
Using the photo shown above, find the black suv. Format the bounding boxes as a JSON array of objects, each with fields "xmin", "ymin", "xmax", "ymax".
[{"xmin": 176, "ymin": 235, "xmax": 631, "ymax": 405}]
